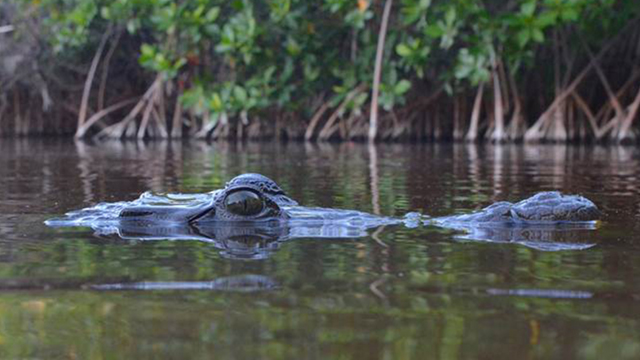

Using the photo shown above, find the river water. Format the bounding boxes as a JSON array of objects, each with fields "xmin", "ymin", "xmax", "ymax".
[{"xmin": 1, "ymin": 139, "xmax": 639, "ymax": 359}]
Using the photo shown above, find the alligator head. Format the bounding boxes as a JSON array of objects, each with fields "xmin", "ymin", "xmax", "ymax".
[
  {"xmin": 190, "ymin": 173, "xmax": 295, "ymax": 222},
  {"xmin": 118, "ymin": 173, "xmax": 297, "ymax": 223}
]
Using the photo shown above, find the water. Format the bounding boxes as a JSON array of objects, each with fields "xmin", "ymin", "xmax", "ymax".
[{"xmin": 1, "ymin": 139, "xmax": 640, "ymax": 359}]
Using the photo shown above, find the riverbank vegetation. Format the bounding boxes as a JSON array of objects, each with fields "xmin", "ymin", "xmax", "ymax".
[{"xmin": 1, "ymin": 0, "xmax": 639, "ymax": 142}]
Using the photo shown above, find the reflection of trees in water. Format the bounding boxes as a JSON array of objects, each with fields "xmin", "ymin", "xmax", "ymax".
[
  {"xmin": 0, "ymin": 285, "xmax": 639, "ymax": 359},
  {"xmin": 75, "ymin": 140, "xmax": 186, "ymax": 196},
  {"xmin": 0, "ymin": 215, "xmax": 17, "ymax": 237},
  {"xmin": 2, "ymin": 139, "xmax": 640, "ymax": 219}
]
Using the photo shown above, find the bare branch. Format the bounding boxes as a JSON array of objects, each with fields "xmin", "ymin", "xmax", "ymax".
[
  {"xmin": 368, "ymin": 0, "xmax": 393, "ymax": 142},
  {"xmin": 76, "ymin": 25, "xmax": 113, "ymax": 136}
]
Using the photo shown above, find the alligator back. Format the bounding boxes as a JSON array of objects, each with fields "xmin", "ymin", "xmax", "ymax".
[
  {"xmin": 434, "ymin": 192, "xmax": 601, "ymax": 226},
  {"xmin": 510, "ymin": 192, "xmax": 601, "ymax": 222}
]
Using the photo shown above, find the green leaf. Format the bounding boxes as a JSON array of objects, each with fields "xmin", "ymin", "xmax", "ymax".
[
  {"xmin": 100, "ymin": 7, "xmax": 111, "ymax": 20},
  {"xmin": 444, "ymin": 82, "xmax": 453, "ymax": 95},
  {"xmin": 425, "ymin": 24, "xmax": 444, "ymax": 38},
  {"xmin": 304, "ymin": 63, "xmax": 319, "ymax": 81},
  {"xmin": 521, "ymin": 1, "xmax": 536, "ymax": 17},
  {"xmin": 174, "ymin": 57, "xmax": 186, "ymax": 69},
  {"xmin": 561, "ymin": 8, "xmax": 578, "ymax": 21},
  {"xmin": 282, "ymin": 58, "xmax": 294, "ymax": 80},
  {"xmin": 270, "ymin": 0, "xmax": 291, "ymax": 20},
  {"xmin": 401, "ymin": 0, "xmax": 430, "ymax": 24},
  {"xmin": 193, "ymin": 5, "xmax": 205, "ymax": 19},
  {"xmin": 517, "ymin": 30, "xmax": 530, "ymax": 48},
  {"xmin": 420, "ymin": 0, "xmax": 431, "ymax": 9},
  {"xmin": 206, "ymin": 7, "xmax": 220, "ymax": 22},
  {"xmin": 286, "ymin": 37, "xmax": 301, "ymax": 56},
  {"xmin": 532, "ymin": 28, "xmax": 544, "ymax": 42},
  {"xmin": 126, "ymin": 19, "xmax": 138, "ymax": 34},
  {"xmin": 140, "ymin": 44, "xmax": 155, "ymax": 57},
  {"xmin": 353, "ymin": 92, "xmax": 369, "ymax": 107},
  {"xmin": 264, "ymin": 66, "xmax": 276, "ymax": 82},
  {"xmin": 233, "ymin": 86, "xmax": 248, "ymax": 104},
  {"xmin": 380, "ymin": 91, "xmax": 394, "ymax": 111},
  {"xmin": 454, "ymin": 65, "xmax": 470, "ymax": 80},
  {"xmin": 396, "ymin": 43, "xmax": 412, "ymax": 57},
  {"xmin": 445, "ymin": 7, "xmax": 456, "ymax": 25},
  {"xmin": 394, "ymin": 79, "xmax": 411, "ymax": 95},
  {"xmin": 537, "ymin": 11, "xmax": 557, "ymax": 27},
  {"xmin": 210, "ymin": 93, "xmax": 223, "ymax": 112}
]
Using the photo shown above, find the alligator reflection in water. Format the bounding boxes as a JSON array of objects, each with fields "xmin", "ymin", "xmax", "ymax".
[
  {"xmin": 46, "ymin": 173, "xmax": 602, "ymax": 257},
  {"xmin": 446, "ymin": 225, "xmax": 597, "ymax": 251},
  {"xmin": 110, "ymin": 219, "xmax": 349, "ymax": 260}
]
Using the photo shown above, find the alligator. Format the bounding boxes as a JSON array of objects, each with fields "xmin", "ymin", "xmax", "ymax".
[
  {"xmin": 116, "ymin": 173, "xmax": 600, "ymax": 223},
  {"xmin": 46, "ymin": 173, "xmax": 602, "ymax": 256}
]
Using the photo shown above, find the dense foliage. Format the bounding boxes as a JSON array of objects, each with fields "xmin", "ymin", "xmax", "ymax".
[{"xmin": 1, "ymin": 0, "xmax": 640, "ymax": 141}]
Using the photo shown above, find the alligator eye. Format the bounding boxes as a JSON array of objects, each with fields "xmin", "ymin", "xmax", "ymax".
[{"xmin": 224, "ymin": 190, "xmax": 264, "ymax": 216}]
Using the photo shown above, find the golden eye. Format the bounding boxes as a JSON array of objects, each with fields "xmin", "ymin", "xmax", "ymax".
[{"xmin": 224, "ymin": 190, "xmax": 264, "ymax": 216}]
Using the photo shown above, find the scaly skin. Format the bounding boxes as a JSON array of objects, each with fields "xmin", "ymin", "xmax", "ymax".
[
  {"xmin": 434, "ymin": 191, "xmax": 601, "ymax": 226},
  {"xmin": 119, "ymin": 173, "xmax": 293, "ymax": 223},
  {"xmin": 510, "ymin": 191, "xmax": 601, "ymax": 222},
  {"xmin": 118, "ymin": 174, "xmax": 602, "ymax": 225}
]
